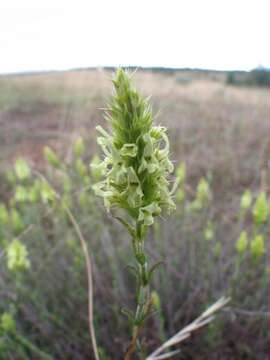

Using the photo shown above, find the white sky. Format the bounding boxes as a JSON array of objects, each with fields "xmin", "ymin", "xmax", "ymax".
[{"xmin": 0, "ymin": 0, "xmax": 269, "ymax": 74}]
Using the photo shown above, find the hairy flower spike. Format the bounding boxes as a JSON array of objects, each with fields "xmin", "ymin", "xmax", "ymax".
[
  {"xmin": 93, "ymin": 69, "xmax": 175, "ymax": 226},
  {"xmin": 92, "ymin": 69, "xmax": 177, "ymax": 358}
]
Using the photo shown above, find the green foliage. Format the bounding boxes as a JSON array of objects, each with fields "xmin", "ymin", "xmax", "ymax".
[
  {"xmin": 189, "ymin": 177, "xmax": 211, "ymax": 211},
  {"xmin": 44, "ymin": 146, "xmax": 61, "ymax": 169},
  {"xmin": 151, "ymin": 290, "xmax": 161, "ymax": 310},
  {"xmin": 176, "ymin": 162, "xmax": 186, "ymax": 185},
  {"xmin": 197, "ymin": 178, "xmax": 211, "ymax": 203},
  {"xmin": 0, "ymin": 203, "xmax": 8, "ymax": 225},
  {"xmin": 6, "ymin": 239, "xmax": 31, "ymax": 271},
  {"xmin": 14, "ymin": 185, "xmax": 29, "ymax": 203},
  {"xmin": 235, "ymin": 231, "xmax": 248, "ymax": 254},
  {"xmin": 240, "ymin": 190, "xmax": 252, "ymax": 212},
  {"xmin": 14, "ymin": 158, "xmax": 30, "ymax": 181},
  {"xmin": 250, "ymin": 234, "xmax": 265, "ymax": 259},
  {"xmin": 73, "ymin": 137, "xmax": 85, "ymax": 157},
  {"xmin": 1, "ymin": 313, "xmax": 16, "ymax": 333},
  {"xmin": 10, "ymin": 209, "xmax": 24, "ymax": 235},
  {"xmin": 40, "ymin": 181, "xmax": 55, "ymax": 204},
  {"xmin": 75, "ymin": 159, "xmax": 87, "ymax": 178},
  {"xmin": 252, "ymin": 192, "xmax": 268, "ymax": 226},
  {"xmin": 213, "ymin": 241, "xmax": 221, "ymax": 258},
  {"xmin": 175, "ymin": 162, "xmax": 186, "ymax": 204},
  {"xmin": 176, "ymin": 188, "xmax": 185, "ymax": 203}
]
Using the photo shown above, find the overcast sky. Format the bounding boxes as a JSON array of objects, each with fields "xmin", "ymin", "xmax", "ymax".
[{"xmin": 0, "ymin": 0, "xmax": 269, "ymax": 74}]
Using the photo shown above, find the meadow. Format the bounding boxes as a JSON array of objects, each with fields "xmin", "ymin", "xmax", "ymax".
[{"xmin": 0, "ymin": 68, "xmax": 270, "ymax": 359}]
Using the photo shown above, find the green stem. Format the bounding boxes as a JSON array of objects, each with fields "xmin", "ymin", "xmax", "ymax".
[{"xmin": 125, "ymin": 223, "xmax": 151, "ymax": 360}]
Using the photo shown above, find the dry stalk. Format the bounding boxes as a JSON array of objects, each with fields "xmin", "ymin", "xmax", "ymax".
[{"xmin": 146, "ymin": 297, "xmax": 230, "ymax": 360}]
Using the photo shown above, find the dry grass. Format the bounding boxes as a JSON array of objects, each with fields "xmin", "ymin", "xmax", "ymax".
[
  {"xmin": 1, "ymin": 68, "xmax": 270, "ymax": 194},
  {"xmin": 1, "ymin": 69, "xmax": 270, "ymax": 359}
]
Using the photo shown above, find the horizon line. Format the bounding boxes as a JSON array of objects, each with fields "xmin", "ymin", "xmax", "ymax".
[{"xmin": 0, "ymin": 65, "xmax": 263, "ymax": 77}]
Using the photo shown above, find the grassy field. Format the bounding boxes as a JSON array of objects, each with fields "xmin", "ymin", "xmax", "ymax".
[
  {"xmin": 0, "ymin": 69, "xmax": 270, "ymax": 359},
  {"xmin": 1, "ymin": 69, "xmax": 270, "ymax": 188}
]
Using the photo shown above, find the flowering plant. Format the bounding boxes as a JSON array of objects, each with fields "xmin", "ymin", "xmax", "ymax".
[{"xmin": 93, "ymin": 69, "xmax": 176, "ymax": 358}]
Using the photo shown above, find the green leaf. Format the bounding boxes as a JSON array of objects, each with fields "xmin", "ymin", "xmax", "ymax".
[
  {"xmin": 120, "ymin": 308, "xmax": 134, "ymax": 323},
  {"xmin": 148, "ymin": 261, "xmax": 164, "ymax": 282}
]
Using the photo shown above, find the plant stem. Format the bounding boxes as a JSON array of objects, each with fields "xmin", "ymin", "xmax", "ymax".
[
  {"xmin": 125, "ymin": 223, "xmax": 151, "ymax": 360},
  {"xmin": 124, "ymin": 325, "xmax": 140, "ymax": 360}
]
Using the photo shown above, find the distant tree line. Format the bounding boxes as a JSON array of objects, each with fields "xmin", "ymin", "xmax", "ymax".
[{"xmin": 227, "ymin": 67, "xmax": 270, "ymax": 87}]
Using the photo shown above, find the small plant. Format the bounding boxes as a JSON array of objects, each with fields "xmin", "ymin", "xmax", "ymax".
[
  {"xmin": 6, "ymin": 239, "xmax": 30, "ymax": 271},
  {"xmin": 252, "ymin": 191, "xmax": 268, "ymax": 226},
  {"xmin": 93, "ymin": 69, "xmax": 176, "ymax": 358}
]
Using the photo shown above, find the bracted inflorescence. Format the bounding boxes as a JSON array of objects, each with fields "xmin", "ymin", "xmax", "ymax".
[
  {"xmin": 92, "ymin": 69, "xmax": 176, "ymax": 359},
  {"xmin": 92, "ymin": 69, "xmax": 175, "ymax": 232}
]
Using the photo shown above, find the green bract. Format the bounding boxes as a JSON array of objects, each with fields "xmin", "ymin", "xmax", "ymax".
[{"xmin": 92, "ymin": 69, "xmax": 175, "ymax": 228}]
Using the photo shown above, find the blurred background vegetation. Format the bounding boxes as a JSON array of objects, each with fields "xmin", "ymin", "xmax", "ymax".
[{"xmin": 1, "ymin": 68, "xmax": 270, "ymax": 359}]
